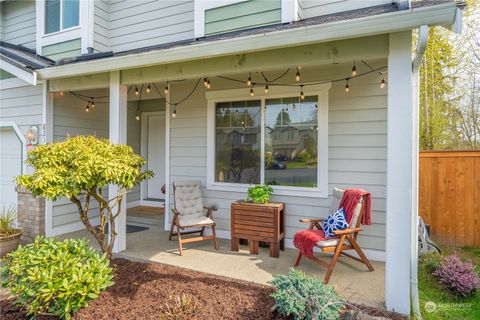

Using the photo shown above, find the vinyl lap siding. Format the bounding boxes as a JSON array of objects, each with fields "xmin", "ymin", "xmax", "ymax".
[
  {"xmin": 205, "ymin": 0, "xmax": 281, "ymax": 36},
  {"xmin": 0, "ymin": 0, "xmax": 36, "ymax": 50},
  {"xmin": 52, "ymin": 90, "xmax": 109, "ymax": 228},
  {"xmin": 299, "ymin": 0, "xmax": 392, "ymax": 19},
  {"xmin": 42, "ymin": 39, "xmax": 82, "ymax": 61},
  {"xmin": 169, "ymin": 70, "xmax": 387, "ymax": 253},
  {"xmin": 108, "ymin": 0, "xmax": 194, "ymax": 53},
  {"xmin": 93, "ymin": 0, "xmax": 110, "ymax": 52},
  {"xmin": 0, "ymin": 82, "xmax": 43, "ymax": 134}
]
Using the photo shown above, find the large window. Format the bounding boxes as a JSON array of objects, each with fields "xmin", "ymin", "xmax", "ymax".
[
  {"xmin": 208, "ymin": 84, "xmax": 330, "ymax": 197},
  {"xmin": 45, "ymin": 0, "xmax": 79, "ymax": 34}
]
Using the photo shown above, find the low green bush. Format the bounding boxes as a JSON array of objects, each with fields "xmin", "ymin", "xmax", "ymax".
[
  {"xmin": 270, "ymin": 268, "xmax": 343, "ymax": 320},
  {"xmin": 1, "ymin": 236, "xmax": 114, "ymax": 319}
]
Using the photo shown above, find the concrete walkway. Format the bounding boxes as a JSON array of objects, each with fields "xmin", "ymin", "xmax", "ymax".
[{"xmin": 60, "ymin": 226, "xmax": 386, "ymax": 308}]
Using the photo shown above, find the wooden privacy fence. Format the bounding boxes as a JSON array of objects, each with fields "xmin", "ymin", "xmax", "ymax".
[{"xmin": 419, "ymin": 150, "xmax": 480, "ymax": 248}]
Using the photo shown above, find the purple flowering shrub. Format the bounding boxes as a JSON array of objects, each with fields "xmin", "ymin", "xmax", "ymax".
[{"xmin": 432, "ymin": 254, "xmax": 479, "ymax": 297}]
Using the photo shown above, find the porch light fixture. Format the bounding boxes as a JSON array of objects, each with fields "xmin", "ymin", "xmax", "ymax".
[
  {"xmin": 345, "ymin": 79, "xmax": 350, "ymax": 93},
  {"xmin": 352, "ymin": 61, "xmax": 357, "ymax": 77},
  {"xmin": 135, "ymin": 86, "xmax": 139, "ymax": 95},
  {"xmin": 146, "ymin": 85, "xmax": 151, "ymax": 93},
  {"xmin": 25, "ymin": 125, "xmax": 38, "ymax": 146},
  {"xmin": 300, "ymin": 85, "xmax": 305, "ymax": 100},
  {"xmin": 380, "ymin": 76, "xmax": 386, "ymax": 89},
  {"xmin": 246, "ymin": 73, "xmax": 252, "ymax": 86},
  {"xmin": 295, "ymin": 67, "xmax": 301, "ymax": 81}
]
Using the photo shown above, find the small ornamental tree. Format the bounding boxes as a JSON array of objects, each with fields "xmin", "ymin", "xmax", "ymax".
[{"xmin": 16, "ymin": 136, "xmax": 153, "ymax": 258}]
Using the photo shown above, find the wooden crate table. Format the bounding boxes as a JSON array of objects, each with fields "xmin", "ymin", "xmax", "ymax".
[{"xmin": 230, "ymin": 201, "xmax": 285, "ymax": 258}]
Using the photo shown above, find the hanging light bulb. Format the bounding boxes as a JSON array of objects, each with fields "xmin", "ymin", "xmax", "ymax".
[
  {"xmin": 60, "ymin": 91, "xmax": 64, "ymax": 96},
  {"xmin": 172, "ymin": 106, "xmax": 177, "ymax": 118},
  {"xmin": 352, "ymin": 61, "xmax": 357, "ymax": 77},
  {"xmin": 345, "ymin": 79, "xmax": 350, "ymax": 93},
  {"xmin": 135, "ymin": 87, "xmax": 139, "ymax": 95},
  {"xmin": 250, "ymin": 86, "xmax": 255, "ymax": 96},
  {"xmin": 207, "ymin": 79, "xmax": 211, "ymax": 89},
  {"xmin": 295, "ymin": 68, "xmax": 301, "ymax": 82},
  {"xmin": 90, "ymin": 98, "xmax": 95, "ymax": 108},
  {"xmin": 264, "ymin": 84, "xmax": 269, "ymax": 93},
  {"xmin": 247, "ymin": 73, "xmax": 252, "ymax": 86},
  {"xmin": 136, "ymin": 112, "xmax": 140, "ymax": 121},
  {"xmin": 300, "ymin": 85, "xmax": 305, "ymax": 100},
  {"xmin": 85, "ymin": 103, "xmax": 90, "ymax": 112},
  {"xmin": 146, "ymin": 85, "xmax": 151, "ymax": 93},
  {"xmin": 380, "ymin": 77, "xmax": 386, "ymax": 89},
  {"xmin": 164, "ymin": 83, "xmax": 169, "ymax": 94},
  {"xmin": 204, "ymin": 78, "xmax": 208, "ymax": 87}
]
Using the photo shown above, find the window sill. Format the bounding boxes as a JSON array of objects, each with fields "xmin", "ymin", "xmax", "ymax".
[{"xmin": 206, "ymin": 183, "xmax": 328, "ymax": 199}]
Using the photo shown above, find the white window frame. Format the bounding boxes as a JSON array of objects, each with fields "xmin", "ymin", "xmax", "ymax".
[
  {"xmin": 206, "ymin": 83, "xmax": 330, "ymax": 198},
  {"xmin": 36, "ymin": 0, "xmax": 94, "ymax": 55}
]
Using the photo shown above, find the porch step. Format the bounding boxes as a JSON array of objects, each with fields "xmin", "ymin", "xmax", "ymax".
[{"xmin": 127, "ymin": 213, "xmax": 162, "ymax": 228}]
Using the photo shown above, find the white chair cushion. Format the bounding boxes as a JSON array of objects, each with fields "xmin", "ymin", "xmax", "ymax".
[
  {"xmin": 329, "ymin": 187, "xmax": 363, "ymax": 227},
  {"xmin": 174, "ymin": 181, "xmax": 204, "ymax": 217},
  {"xmin": 178, "ymin": 215, "xmax": 214, "ymax": 228},
  {"xmin": 316, "ymin": 238, "xmax": 340, "ymax": 247}
]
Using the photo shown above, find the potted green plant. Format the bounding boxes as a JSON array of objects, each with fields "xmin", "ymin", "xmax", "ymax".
[
  {"xmin": 0, "ymin": 205, "xmax": 22, "ymax": 258},
  {"xmin": 246, "ymin": 184, "xmax": 274, "ymax": 204}
]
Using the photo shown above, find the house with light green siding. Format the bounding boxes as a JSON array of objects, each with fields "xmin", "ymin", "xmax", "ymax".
[{"xmin": 0, "ymin": 0, "xmax": 465, "ymax": 315}]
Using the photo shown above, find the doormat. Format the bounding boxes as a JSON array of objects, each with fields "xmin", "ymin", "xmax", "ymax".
[{"xmin": 127, "ymin": 225, "xmax": 149, "ymax": 233}]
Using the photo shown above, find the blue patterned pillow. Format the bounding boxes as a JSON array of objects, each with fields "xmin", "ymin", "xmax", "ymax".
[{"xmin": 322, "ymin": 208, "xmax": 348, "ymax": 238}]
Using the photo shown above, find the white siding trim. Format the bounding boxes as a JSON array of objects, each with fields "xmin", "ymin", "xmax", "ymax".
[
  {"xmin": 194, "ymin": 0, "xmax": 248, "ymax": 38},
  {"xmin": 281, "ymin": 0, "xmax": 299, "ymax": 23},
  {"xmin": 205, "ymin": 83, "xmax": 330, "ymax": 198},
  {"xmin": 42, "ymin": 82, "xmax": 54, "ymax": 236},
  {"xmin": 164, "ymin": 83, "xmax": 171, "ymax": 231},
  {"xmin": 0, "ymin": 58, "xmax": 37, "ymax": 85}
]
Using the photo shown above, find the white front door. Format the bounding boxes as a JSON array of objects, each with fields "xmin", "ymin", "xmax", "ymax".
[
  {"xmin": 0, "ymin": 128, "xmax": 22, "ymax": 209},
  {"xmin": 146, "ymin": 114, "xmax": 165, "ymax": 200}
]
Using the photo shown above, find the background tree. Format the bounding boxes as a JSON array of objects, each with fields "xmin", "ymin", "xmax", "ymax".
[
  {"xmin": 16, "ymin": 136, "xmax": 153, "ymax": 258},
  {"xmin": 419, "ymin": 1, "xmax": 479, "ymax": 150}
]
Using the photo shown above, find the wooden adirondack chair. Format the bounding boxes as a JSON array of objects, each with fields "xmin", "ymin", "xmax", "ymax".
[
  {"xmin": 294, "ymin": 188, "xmax": 374, "ymax": 283},
  {"xmin": 169, "ymin": 181, "xmax": 218, "ymax": 255}
]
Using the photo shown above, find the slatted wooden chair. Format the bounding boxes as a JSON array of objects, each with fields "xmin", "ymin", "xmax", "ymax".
[
  {"xmin": 294, "ymin": 188, "xmax": 374, "ymax": 283},
  {"xmin": 169, "ymin": 181, "xmax": 218, "ymax": 255}
]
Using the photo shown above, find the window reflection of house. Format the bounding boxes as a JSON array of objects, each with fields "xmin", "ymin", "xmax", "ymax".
[
  {"xmin": 267, "ymin": 126, "xmax": 316, "ymax": 160},
  {"xmin": 216, "ymin": 127, "xmax": 259, "ymax": 148}
]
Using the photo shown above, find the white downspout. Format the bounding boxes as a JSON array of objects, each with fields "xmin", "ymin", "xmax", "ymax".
[{"xmin": 411, "ymin": 24, "xmax": 429, "ymax": 319}]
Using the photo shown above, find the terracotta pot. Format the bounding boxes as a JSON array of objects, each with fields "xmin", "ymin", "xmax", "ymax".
[{"xmin": 0, "ymin": 230, "xmax": 22, "ymax": 258}]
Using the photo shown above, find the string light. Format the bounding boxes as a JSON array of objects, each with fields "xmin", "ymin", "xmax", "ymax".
[
  {"xmin": 164, "ymin": 82, "xmax": 169, "ymax": 94},
  {"xmin": 172, "ymin": 105, "xmax": 177, "ymax": 118},
  {"xmin": 264, "ymin": 84, "xmax": 269, "ymax": 93},
  {"xmin": 206, "ymin": 78, "xmax": 211, "ymax": 89},
  {"xmin": 60, "ymin": 91, "xmax": 64, "ymax": 96},
  {"xmin": 295, "ymin": 67, "xmax": 301, "ymax": 82},
  {"xmin": 250, "ymin": 85, "xmax": 255, "ymax": 96},
  {"xmin": 146, "ymin": 85, "xmax": 151, "ymax": 93},
  {"xmin": 85, "ymin": 103, "xmax": 90, "ymax": 112},
  {"xmin": 135, "ymin": 86, "xmax": 139, "ymax": 95},
  {"xmin": 136, "ymin": 112, "xmax": 140, "ymax": 121},
  {"xmin": 300, "ymin": 85, "xmax": 305, "ymax": 100},
  {"xmin": 352, "ymin": 61, "xmax": 357, "ymax": 77},
  {"xmin": 345, "ymin": 79, "xmax": 350, "ymax": 92},
  {"xmin": 380, "ymin": 76, "xmax": 386, "ymax": 88},
  {"xmin": 90, "ymin": 98, "xmax": 95, "ymax": 108},
  {"xmin": 247, "ymin": 73, "xmax": 252, "ymax": 86}
]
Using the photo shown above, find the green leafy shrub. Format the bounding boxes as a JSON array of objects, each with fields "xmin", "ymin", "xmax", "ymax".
[
  {"xmin": 0, "ymin": 204, "xmax": 19, "ymax": 237},
  {"xmin": 270, "ymin": 268, "xmax": 343, "ymax": 320},
  {"xmin": 160, "ymin": 293, "xmax": 201, "ymax": 320},
  {"xmin": 246, "ymin": 184, "xmax": 274, "ymax": 204},
  {"xmin": 1, "ymin": 236, "xmax": 114, "ymax": 319}
]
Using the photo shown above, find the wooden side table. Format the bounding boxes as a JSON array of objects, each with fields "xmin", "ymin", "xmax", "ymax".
[{"xmin": 230, "ymin": 201, "xmax": 285, "ymax": 258}]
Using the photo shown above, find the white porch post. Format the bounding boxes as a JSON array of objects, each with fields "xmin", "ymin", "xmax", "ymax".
[
  {"xmin": 109, "ymin": 71, "xmax": 128, "ymax": 253},
  {"xmin": 385, "ymin": 31, "xmax": 414, "ymax": 314}
]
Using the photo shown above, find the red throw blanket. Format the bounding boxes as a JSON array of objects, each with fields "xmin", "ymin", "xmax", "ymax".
[
  {"xmin": 293, "ymin": 188, "xmax": 372, "ymax": 256},
  {"xmin": 293, "ymin": 229, "xmax": 329, "ymax": 257},
  {"xmin": 338, "ymin": 188, "xmax": 372, "ymax": 226}
]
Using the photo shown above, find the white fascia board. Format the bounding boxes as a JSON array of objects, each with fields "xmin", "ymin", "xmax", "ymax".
[
  {"xmin": 37, "ymin": 2, "xmax": 458, "ymax": 80},
  {"xmin": 0, "ymin": 57, "xmax": 37, "ymax": 85}
]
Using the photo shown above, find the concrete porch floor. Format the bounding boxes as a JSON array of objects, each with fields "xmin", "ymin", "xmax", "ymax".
[{"xmin": 59, "ymin": 226, "xmax": 386, "ymax": 309}]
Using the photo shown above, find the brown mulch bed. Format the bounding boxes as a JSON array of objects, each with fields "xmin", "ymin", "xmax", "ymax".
[{"xmin": 1, "ymin": 258, "xmax": 405, "ymax": 320}]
